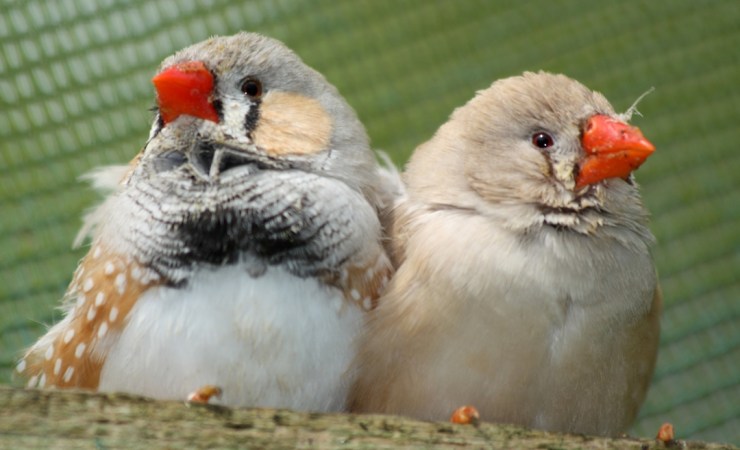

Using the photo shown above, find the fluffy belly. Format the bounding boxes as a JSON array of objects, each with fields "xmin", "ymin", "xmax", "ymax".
[{"xmin": 98, "ymin": 264, "xmax": 363, "ymax": 412}]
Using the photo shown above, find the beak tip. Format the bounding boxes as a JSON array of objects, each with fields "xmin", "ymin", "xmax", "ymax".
[{"xmin": 577, "ymin": 114, "xmax": 655, "ymax": 187}]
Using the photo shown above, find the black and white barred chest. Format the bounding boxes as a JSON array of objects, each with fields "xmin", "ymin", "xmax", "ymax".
[{"xmin": 104, "ymin": 166, "xmax": 377, "ymax": 284}]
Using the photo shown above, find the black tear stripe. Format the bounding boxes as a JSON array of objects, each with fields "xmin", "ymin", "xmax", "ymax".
[
  {"xmin": 212, "ymin": 99, "xmax": 224, "ymax": 122},
  {"xmin": 209, "ymin": 71, "xmax": 224, "ymax": 122},
  {"xmin": 244, "ymin": 99, "xmax": 261, "ymax": 138},
  {"xmin": 147, "ymin": 113, "xmax": 164, "ymax": 141}
]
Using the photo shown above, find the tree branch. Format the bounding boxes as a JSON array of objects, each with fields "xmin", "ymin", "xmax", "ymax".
[{"xmin": 0, "ymin": 386, "xmax": 734, "ymax": 449}]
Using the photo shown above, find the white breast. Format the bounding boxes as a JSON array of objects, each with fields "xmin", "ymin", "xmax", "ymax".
[{"xmin": 98, "ymin": 264, "xmax": 363, "ymax": 412}]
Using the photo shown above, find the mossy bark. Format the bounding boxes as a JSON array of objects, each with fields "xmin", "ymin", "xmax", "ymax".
[{"xmin": 0, "ymin": 386, "xmax": 734, "ymax": 449}]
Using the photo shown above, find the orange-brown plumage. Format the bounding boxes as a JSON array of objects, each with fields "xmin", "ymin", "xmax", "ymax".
[
  {"xmin": 20, "ymin": 244, "xmax": 161, "ymax": 389},
  {"xmin": 330, "ymin": 249, "xmax": 392, "ymax": 312}
]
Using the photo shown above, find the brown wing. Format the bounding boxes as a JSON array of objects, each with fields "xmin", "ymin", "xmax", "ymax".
[
  {"xmin": 17, "ymin": 243, "xmax": 162, "ymax": 389},
  {"xmin": 325, "ymin": 246, "xmax": 393, "ymax": 312}
]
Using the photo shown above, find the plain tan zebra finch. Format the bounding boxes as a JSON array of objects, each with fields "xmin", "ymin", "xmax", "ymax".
[{"xmin": 350, "ymin": 72, "xmax": 660, "ymax": 437}]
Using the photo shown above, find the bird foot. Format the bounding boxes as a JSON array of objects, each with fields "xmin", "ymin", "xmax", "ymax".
[
  {"xmin": 656, "ymin": 422, "xmax": 676, "ymax": 444},
  {"xmin": 450, "ymin": 405, "xmax": 480, "ymax": 425},
  {"xmin": 186, "ymin": 385, "xmax": 223, "ymax": 404}
]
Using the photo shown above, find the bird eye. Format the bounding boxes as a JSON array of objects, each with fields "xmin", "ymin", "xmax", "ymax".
[
  {"xmin": 532, "ymin": 132, "xmax": 554, "ymax": 149},
  {"xmin": 240, "ymin": 78, "xmax": 263, "ymax": 99}
]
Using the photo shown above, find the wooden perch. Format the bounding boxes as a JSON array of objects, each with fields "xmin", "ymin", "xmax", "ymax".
[{"xmin": 0, "ymin": 385, "xmax": 734, "ymax": 449}]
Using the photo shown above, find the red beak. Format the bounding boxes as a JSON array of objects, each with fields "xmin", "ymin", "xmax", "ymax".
[
  {"xmin": 576, "ymin": 114, "xmax": 655, "ymax": 189},
  {"xmin": 152, "ymin": 61, "xmax": 219, "ymax": 125}
]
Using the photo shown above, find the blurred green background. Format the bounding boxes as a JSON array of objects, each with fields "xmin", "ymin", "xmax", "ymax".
[{"xmin": 1, "ymin": 0, "xmax": 738, "ymax": 444}]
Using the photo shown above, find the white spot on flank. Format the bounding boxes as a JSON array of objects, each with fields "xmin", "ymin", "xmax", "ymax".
[
  {"xmin": 381, "ymin": 275, "xmax": 389, "ymax": 288},
  {"xmin": 350, "ymin": 289, "xmax": 361, "ymax": 301},
  {"xmin": 63, "ymin": 329, "xmax": 75, "ymax": 344},
  {"xmin": 83, "ymin": 278, "xmax": 94, "ymax": 292},
  {"xmin": 44, "ymin": 346, "xmax": 54, "ymax": 361},
  {"xmin": 115, "ymin": 273, "xmax": 127, "ymax": 295},
  {"xmin": 38, "ymin": 373, "xmax": 46, "ymax": 388},
  {"xmin": 27, "ymin": 375, "xmax": 38, "ymax": 388},
  {"xmin": 63, "ymin": 366, "xmax": 74, "ymax": 383},
  {"xmin": 87, "ymin": 307, "xmax": 97, "ymax": 322},
  {"xmin": 362, "ymin": 297, "xmax": 373, "ymax": 310},
  {"xmin": 97, "ymin": 322, "xmax": 108, "ymax": 338},
  {"xmin": 95, "ymin": 292, "xmax": 106, "ymax": 306},
  {"xmin": 75, "ymin": 343, "xmax": 86, "ymax": 358},
  {"xmin": 76, "ymin": 295, "xmax": 86, "ymax": 308},
  {"xmin": 104, "ymin": 262, "xmax": 115, "ymax": 275},
  {"xmin": 109, "ymin": 307, "xmax": 119, "ymax": 322},
  {"xmin": 366, "ymin": 267, "xmax": 375, "ymax": 279},
  {"xmin": 53, "ymin": 358, "xmax": 62, "ymax": 375},
  {"xmin": 16, "ymin": 359, "xmax": 26, "ymax": 373},
  {"xmin": 93, "ymin": 246, "xmax": 102, "ymax": 259},
  {"xmin": 131, "ymin": 267, "xmax": 142, "ymax": 281}
]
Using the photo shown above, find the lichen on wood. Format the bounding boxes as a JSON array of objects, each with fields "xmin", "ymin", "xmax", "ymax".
[{"xmin": 0, "ymin": 386, "xmax": 735, "ymax": 449}]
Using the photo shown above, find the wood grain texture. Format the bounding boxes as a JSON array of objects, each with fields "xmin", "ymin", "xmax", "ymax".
[{"xmin": 0, "ymin": 386, "xmax": 734, "ymax": 449}]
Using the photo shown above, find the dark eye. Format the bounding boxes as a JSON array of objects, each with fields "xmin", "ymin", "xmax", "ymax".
[
  {"xmin": 240, "ymin": 78, "xmax": 263, "ymax": 99},
  {"xmin": 532, "ymin": 132, "xmax": 554, "ymax": 149}
]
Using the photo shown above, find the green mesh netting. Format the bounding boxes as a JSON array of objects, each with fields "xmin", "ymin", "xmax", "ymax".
[{"xmin": 1, "ymin": 0, "xmax": 738, "ymax": 444}]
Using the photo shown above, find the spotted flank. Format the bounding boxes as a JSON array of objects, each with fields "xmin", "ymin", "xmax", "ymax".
[
  {"xmin": 329, "ymin": 249, "xmax": 393, "ymax": 312},
  {"xmin": 18, "ymin": 243, "xmax": 162, "ymax": 389}
]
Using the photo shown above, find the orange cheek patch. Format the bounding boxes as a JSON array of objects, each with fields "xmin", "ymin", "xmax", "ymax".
[
  {"xmin": 19, "ymin": 244, "xmax": 163, "ymax": 390},
  {"xmin": 251, "ymin": 91, "xmax": 333, "ymax": 157}
]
